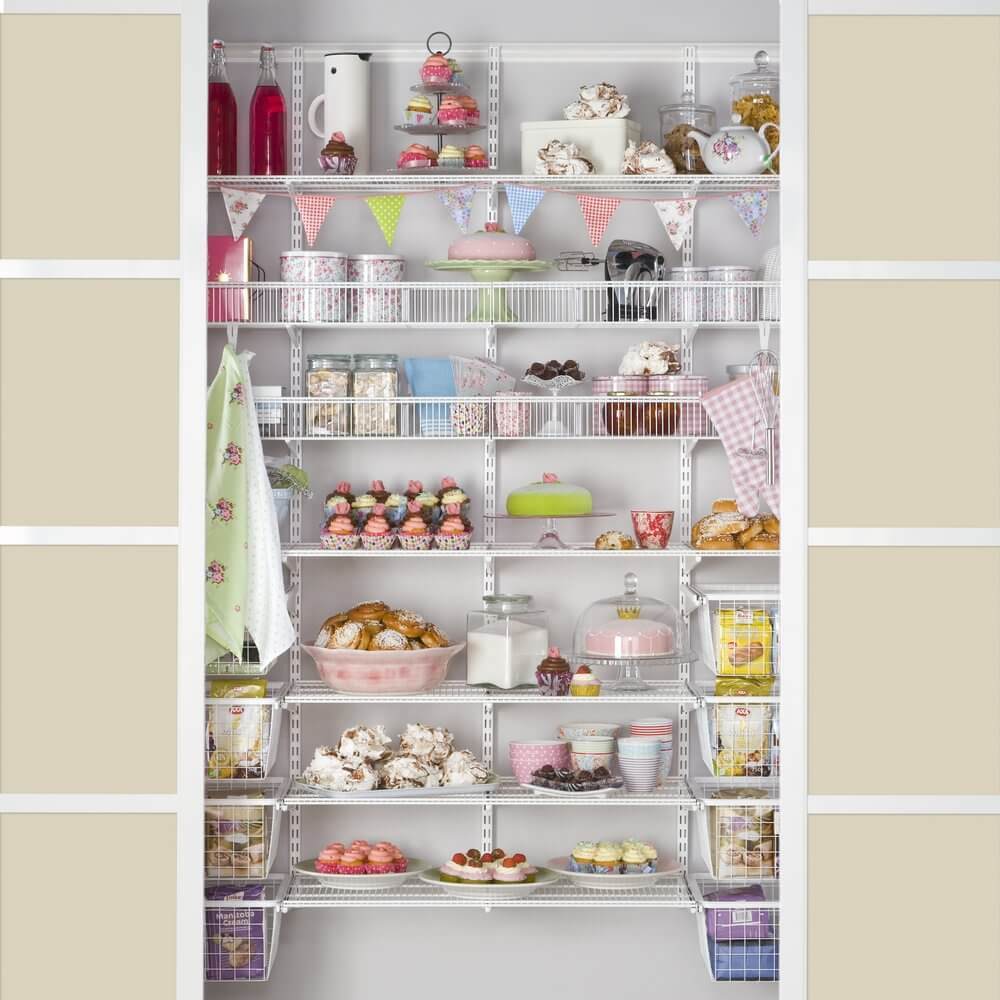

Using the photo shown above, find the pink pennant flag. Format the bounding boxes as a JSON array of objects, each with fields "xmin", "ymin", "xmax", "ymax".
[
  {"xmin": 293, "ymin": 194, "xmax": 335, "ymax": 247},
  {"xmin": 221, "ymin": 187, "xmax": 266, "ymax": 240},
  {"xmin": 576, "ymin": 195, "xmax": 620, "ymax": 247},
  {"xmin": 653, "ymin": 198, "xmax": 697, "ymax": 252}
]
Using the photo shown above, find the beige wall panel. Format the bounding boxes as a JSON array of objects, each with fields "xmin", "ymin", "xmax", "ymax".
[
  {"xmin": 0, "ymin": 546, "xmax": 176, "ymax": 793},
  {"xmin": 810, "ymin": 16, "xmax": 1000, "ymax": 260},
  {"xmin": 1, "ymin": 814, "xmax": 175, "ymax": 1000},
  {"xmin": 0, "ymin": 15, "xmax": 180, "ymax": 258},
  {"xmin": 810, "ymin": 281, "xmax": 1000, "ymax": 527},
  {"xmin": 809, "ymin": 815, "xmax": 1000, "ymax": 1000},
  {"xmin": 809, "ymin": 548, "xmax": 1000, "ymax": 795},
  {"xmin": 0, "ymin": 280, "xmax": 179, "ymax": 526}
]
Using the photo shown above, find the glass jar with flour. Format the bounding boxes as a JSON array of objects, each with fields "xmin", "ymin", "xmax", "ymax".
[{"xmin": 466, "ymin": 595, "xmax": 549, "ymax": 689}]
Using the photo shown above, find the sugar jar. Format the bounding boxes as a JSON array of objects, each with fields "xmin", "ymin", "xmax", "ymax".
[
  {"xmin": 659, "ymin": 92, "xmax": 717, "ymax": 174},
  {"xmin": 730, "ymin": 50, "xmax": 780, "ymax": 171},
  {"xmin": 466, "ymin": 594, "xmax": 550, "ymax": 689}
]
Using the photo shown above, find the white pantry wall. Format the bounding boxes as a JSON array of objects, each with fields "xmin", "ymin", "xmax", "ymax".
[{"xmin": 206, "ymin": 3, "xmax": 780, "ymax": 998}]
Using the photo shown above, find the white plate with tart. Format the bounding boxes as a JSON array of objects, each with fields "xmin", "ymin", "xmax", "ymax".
[{"xmin": 420, "ymin": 866, "xmax": 560, "ymax": 900}]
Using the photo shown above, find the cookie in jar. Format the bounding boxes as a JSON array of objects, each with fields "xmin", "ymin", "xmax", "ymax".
[
  {"xmin": 730, "ymin": 50, "xmax": 780, "ymax": 172},
  {"xmin": 306, "ymin": 354, "xmax": 352, "ymax": 436}
]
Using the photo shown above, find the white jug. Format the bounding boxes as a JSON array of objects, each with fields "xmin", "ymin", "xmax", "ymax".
[{"xmin": 308, "ymin": 52, "xmax": 372, "ymax": 173}]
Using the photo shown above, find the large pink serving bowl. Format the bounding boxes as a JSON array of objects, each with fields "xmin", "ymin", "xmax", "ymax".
[{"xmin": 302, "ymin": 643, "xmax": 465, "ymax": 694}]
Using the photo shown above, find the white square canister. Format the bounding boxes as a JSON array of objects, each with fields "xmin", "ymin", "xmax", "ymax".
[{"xmin": 466, "ymin": 595, "xmax": 549, "ymax": 689}]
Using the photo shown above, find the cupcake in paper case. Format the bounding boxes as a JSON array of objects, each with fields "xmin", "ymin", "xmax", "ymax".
[
  {"xmin": 404, "ymin": 94, "xmax": 434, "ymax": 125},
  {"xmin": 360, "ymin": 503, "xmax": 397, "ymax": 550},
  {"xmin": 592, "ymin": 844, "xmax": 622, "ymax": 875},
  {"xmin": 569, "ymin": 841, "xmax": 597, "ymax": 873},
  {"xmin": 434, "ymin": 502, "xmax": 472, "ymax": 550},
  {"xmin": 397, "ymin": 143, "xmax": 438, "ymax": 169},
  {"xmin": 421, "ymin": 51, "xmax": 453, "ymax": 85},
  {"xmin": 464, "ymin": 144, "xmax": 488, "ymax": 169},
  {"xmin": 621, "ymin": 843, "xmax": 648, "ymax": 874},
  {"xmin": 324, "ymin": 481, "xmax": 355, "ymax": 518},
  {"xmin": 320, "ymin": 501, "xmax": 360, "ymax": 549},
  {"xmin": 318, "ymin": 131, "xmax": 358, "ymax": 174},
  {"xmin": 436, "ymin": 476, "xmax": 470, "ymax": 508},
  {"xmin": 414, "ymin": 489, "xmax": 442, "ymax": 524},
  {"xmin": 437, "ymin": 97, "xmax": 467, "ymax": 127},
  {"xmin": 351, "ymin": 489, "xmax": 378, "ymax": 527},
  {"xmin": 570, "ymin": 665, "xmax": 602, "ymax": 697},
  {"xmin": 447, "ymin": 57, "xmax": 463, "ymax": 84},
  {"xmin": 458, "ymin": 95, "xmax": 480, "ymax": 125},
  {"xmin": 437, "ymin": 143, "xmax": 465, "ymax": 168},
  {"xmin": 398, "ymin": 501, "xmax": 434, "ymax": 550},
  {"xmin": 384, "ymin": 493, "xmax": 407, "ymax": 526}
]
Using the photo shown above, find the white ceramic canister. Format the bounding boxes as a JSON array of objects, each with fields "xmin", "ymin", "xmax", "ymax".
[
  {"xmin": 346, "ymin": 254, "xmax": 405, "ymax": 323},
  {"xmin": 708, "ymin": 265, "xmax": 756, "ymax": 322},
  {"xmin": 668, "ymin": 266, "xmax": 708, "ymax": 322},
  {"xmin": 280, "ymin": 251, "xmax": 348, "ymax": 323}
]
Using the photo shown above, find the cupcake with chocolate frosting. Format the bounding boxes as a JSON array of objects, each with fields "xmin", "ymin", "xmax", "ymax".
[
  {"xmin": 535, "ymin": 646, "xmax": 572, "ymax": 696},
  {"xmin": 318, "ymin": 132, "xmax": 358, "ymax": 174}
]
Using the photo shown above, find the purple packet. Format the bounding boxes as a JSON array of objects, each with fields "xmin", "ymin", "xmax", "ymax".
[
  {"xmin": 704, "ymin": 884, "xmax": 773, "ymax": 941},
  {"xmin": 205, "ymin": 884, "xmax": 267, "ymax": 980}
]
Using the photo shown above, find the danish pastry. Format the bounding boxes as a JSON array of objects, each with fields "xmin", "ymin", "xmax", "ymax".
[
  {"xmin": 370, "ymin": 628, "xmax": 409, "ymax": 651},
  {"xmin": 420, "ymin": 625, "xmax": 450, "ymax": 648},
  {"xmin": 737, "ymin": 520, "xmax": 763, "ymax": 547},
  {"xmin": 693, "ymin": 535, "xmax": 740, "ymax": 550},
  {"xmin": 744, "ymin": 532, "xmax": 779, "ymax": 550},
  {"xmin": 329, "ymin": 621, "xmax": 364, "ymax": 649},
  {"xmin": 383, "ymin": 610, "xmax": 427, "ymax": 637},
  {"xmin": 712, "ymin": 498, "xmax": 740, "ymax": 514},
  {"xmin": 317, "ymin": 613, "xmax": 350, "ymax": 646},
  {"xmin": 348, "ymin": 601, "xmax": 390, "ymax": 622},
  {"xmin": 595, "ymin": 530, "xmax": 636, "ymax": 550}
]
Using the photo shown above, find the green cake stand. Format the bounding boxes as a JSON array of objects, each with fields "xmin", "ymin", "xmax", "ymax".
[{"xmin": 425, "ymin": 259, "xmax": 553, "ymax": 323}]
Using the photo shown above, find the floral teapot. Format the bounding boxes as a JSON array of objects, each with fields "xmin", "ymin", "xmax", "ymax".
[{"xmin": 688, "ymin": 115, "xmax": 780, "ymax": 175}]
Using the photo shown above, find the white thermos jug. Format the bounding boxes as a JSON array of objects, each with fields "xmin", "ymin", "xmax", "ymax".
[{"xmin": 308, "ymin": 52, "xmax": 372, "ymax": 174}]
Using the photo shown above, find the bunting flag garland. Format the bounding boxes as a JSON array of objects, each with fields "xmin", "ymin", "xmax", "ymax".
[
  {"xmin": 221, "ymin": 187, "xmax": 266, "ymax": 241},
  {"xmin": 576, "ymin": 195, "xmax": 620, "ymax": 247},
  {"xmin": 652, "ymin": 198, "xmax": 697, "ymax": 252},
  {"xmin": 293, "ymin": 194, "xmax": 335, "ymax": 247},
  {"xmin": 728, "ymin": 190, "xmax": 769, "ymax": 237},
  {"xmin": 437, "ymin": 186, "xmax": 476, "ymax": 233},
  {"xmin": 504, "ymin": 184, "xmax": 545, "ymax": 234},
  {"xmin": 366, "ymin": 194, "xmax": 406, "ymax": 247}
]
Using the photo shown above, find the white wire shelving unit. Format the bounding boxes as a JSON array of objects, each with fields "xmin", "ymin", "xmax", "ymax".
[{"xmin": 280, "ymin": 542, "xmax": 778, "ymax": 558}]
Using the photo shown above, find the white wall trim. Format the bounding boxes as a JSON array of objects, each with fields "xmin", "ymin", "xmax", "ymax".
[
  {"xmin": 809, "ymin": 260, "xmax": 1000, "ymax": 280},
  {"xmin": 0, "ymin": 259, "xmax": 182, "ymax": 279},
  {"xmin": 809, "ymin": 796, "xmax": 1000, "ymax": 815},
  {"xmin": 810, "ymin": 0, "xmax": 1000, "ymax": 13},
  {"xmin": 0, "ymin": 794, "xmax": 178, "ymax": 813},
  {"xmin": 809, "ymin": 527, "xmax": 1000, "ymax": 546},
  {"xmin": 0, "ymin": 526, "xmax": 179, "ymax": 545}
]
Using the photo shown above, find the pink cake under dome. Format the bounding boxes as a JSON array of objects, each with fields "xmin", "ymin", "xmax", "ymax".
[
  {"xmin": 584, "ymin": 619, "xmax": 675, "ymax": 658},
  {"xmin": 448, "ymin": 222, "xmax": 536, "ymax": 261}
]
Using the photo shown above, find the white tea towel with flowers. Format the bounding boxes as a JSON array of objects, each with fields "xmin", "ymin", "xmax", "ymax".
[
  {"xmin": 701, "ymin": 377, "xmax": 780, "ymax": 518},
  {"xmin": 238, "ymin": 351, "xmax": 295, "ymax": 668}
]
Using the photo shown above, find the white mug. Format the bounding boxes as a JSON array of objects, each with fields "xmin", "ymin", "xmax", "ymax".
[{"xmin": 308, "ymin": 51, "xmax": 372, "ymax": 173}]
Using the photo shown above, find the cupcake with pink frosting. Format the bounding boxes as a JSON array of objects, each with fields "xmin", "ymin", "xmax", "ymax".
[
  {"xmin": 324, "ymin": 481, "xmax": 355, "ymax": 519},
  {"xmin": 434, "ymin": 502, "xmax": 473, "ymax": 550},
  {"xmin": 321, "ymin": 500, "xmax": 361, "ymax": 550},
  {"xmin": 315, "ymin": 842, "xmax": 345, "ymax": 874},
  {"xmin": 360, "ymin": 503, "xmax": 397, "ymax": 550},
  {"xmin": 398, "ymin": 500, "xmax": 434, "ymax": 550},
  {"xmin": 420, "ymin": 51, "xmax": 453, "ymax": 85}
]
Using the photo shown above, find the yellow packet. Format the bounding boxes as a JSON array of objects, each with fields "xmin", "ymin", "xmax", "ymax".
[
  {"xmin": 209, "ymin": 678, "xmax": 267, "ymax": 699},
  {"xmin": 714, "ymin": 608, "xmax": 773, "ymax": 676}
]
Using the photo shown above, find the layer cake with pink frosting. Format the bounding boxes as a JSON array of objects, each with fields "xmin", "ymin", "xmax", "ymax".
[{"xmin": 448, "ymin": 222, "xmax": 536, "ymax": 261}]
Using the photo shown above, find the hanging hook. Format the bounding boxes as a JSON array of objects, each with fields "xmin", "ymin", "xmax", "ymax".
[
  {"xmin": 226, "ymin": 324, "xmax": 239, "ymax": 349},
  {"xmin": 758, "ymin": 322, "xmax": 771, "ymax": 351}
]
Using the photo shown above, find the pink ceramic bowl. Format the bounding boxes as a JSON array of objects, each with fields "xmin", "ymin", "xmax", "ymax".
[
  {"xmin": 302, "ymin": 643, "xmax": 464, "ymax": 694},
  {"xmin": 630, "ymin": 510, "xmax": 675, "ymax": 549},
  {"xmin": 509, "ymin": 740, "xmax": 570, "ymax": 784}
]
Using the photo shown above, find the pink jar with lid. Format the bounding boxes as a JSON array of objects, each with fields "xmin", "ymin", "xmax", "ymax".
[
  {"xmin": 592, "ymin": 375, "xmax": 648, "ymax": 436},
  {"xmin": 648, "ymin": 374, "xmax": 710, "ymax": 435}
]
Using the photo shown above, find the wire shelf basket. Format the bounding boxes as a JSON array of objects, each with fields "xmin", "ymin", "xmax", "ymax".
[
  {"xmin": 256, "ymin": 395, "xmax": 716, "ymax": 441},
  {"xmin": 692, "ymin": 684, "xmax": 780, "ymax": 779},
  {"xmin": 205, "ymin": 779, "xmax": 289, "ymax": 879},
  {"xmin": 204, "ymin": 683, "xmax": 287, "ymax": 780},
  {"xmin": 207, "ymin": 280, "xmax": 780, "ymax": 328},
  {"xmin": 688, "ymin": 583, "xmax": 781, "ymax": 678},
  {"xmin": 204, "ymin": 876, "xmax": 288, "ymax": 983}
]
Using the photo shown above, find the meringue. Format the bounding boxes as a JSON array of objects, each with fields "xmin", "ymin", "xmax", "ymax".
[
  {"xmin": 378, "ymin": 754, "xmax": 437, "ymax": 790},
  {"xmin": 535, "ymin": 139, "xmax": 594, "ymax": 177},
  {"xmin": 398, "ymin": 723, "xmax": 454, "ymax": 765},
  {"xmin": 337, "ymin": 724, "xmax": 393, "ymax": 765},
  {"xmin": 442, "ymin": 749, "xmax": 491, "ymax": 785},
  {"xmin": 302, "ymin": 748, "xmax": 378, "ymax": 792},
  {"xmin": 618, "ymin": 341, "xmax": 681, "ymax": 376},
  {"xmin": 564, "ymin": 82, "xmax": 631, "ymax": 120},
  {"xmin": 621, "ymin": 140, "xmax": 676, "ymax": 175}
]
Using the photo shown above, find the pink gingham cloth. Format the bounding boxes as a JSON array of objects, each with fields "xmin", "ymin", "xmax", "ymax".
[{"xmin": 701, "ymin": 377, "xmax": 780, "ymax": 518}]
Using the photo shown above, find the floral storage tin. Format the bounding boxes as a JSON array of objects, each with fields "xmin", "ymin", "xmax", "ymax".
[
  {"xmin": 347, "ymin": 254, "xmax": 406, "ymax": 323},
  {"xmin": 280, "ymin": 250, "xmax": 348, "ymax": 323}
]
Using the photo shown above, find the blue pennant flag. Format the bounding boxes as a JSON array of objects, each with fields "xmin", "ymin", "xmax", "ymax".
[{"xmin": 504, "ymin": 184, "xmax": 545, "ymax": 234}]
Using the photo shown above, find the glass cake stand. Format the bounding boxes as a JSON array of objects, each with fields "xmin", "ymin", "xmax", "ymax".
[
  {"xmin": 485, "ymin": 512, "xmax": 613, "ymax": 549},
  {"xmin": 425, "ymin": 259, "xmax": 552, "ymax": 322},
  {"xmin": 521, "ymin": 372, "xmax": 586, "ymax": 435}
]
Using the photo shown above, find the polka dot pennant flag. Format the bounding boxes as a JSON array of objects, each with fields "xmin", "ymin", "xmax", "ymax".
[
  {"xmin": 503, "ymin": 184, "xmax": 545, "ymax": 234},
  {"xmin": 437, "ymin": 186, "xmax": 476, "ymax": 233},
  {"xmin": 366, "ymin": 194, "xmax": 407, "ymax": 247},
  {"xmin": 576, "ymin": 195, "xmax": 620, "ymax": 247},
  {"xmin": 652, "ymin": 198, "xmax": 697, "ymax": 252},
  {"xmin": 727, "ymin": 190, "xmax": 769, "ymax": 237},
  {"xmin": 293, "ymin": 194, "xmax": 335, "ymax": 247}
]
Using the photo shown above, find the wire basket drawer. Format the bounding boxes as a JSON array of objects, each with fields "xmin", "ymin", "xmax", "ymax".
[
  {"xmin": 693, "ymin": 684, "xmax": 780, "ymax": 779},
  {"xmin": 691, "ymin": 779, "xmax": 780, "ymax": 882},
  {"xmin": 206, "ymin": 635, "xmax": 271, "ymax": 678},
  {"xmin": 205, "ymin": 779, "xmax": 288, "ymax": 879},
  {"xmin": 693, "ymin": 877, "xmax": 780, "ymax": 982},
  {"xmin": 690, "ymin": 585, "xmax": 780, "ymax": 677},
  {"xmin": 204, "ymin": 876, "xmax": 287, "ymax": 982},
  {"xmin": 204, "ymin": 683, "xmax": 286, "ymax": 780}
]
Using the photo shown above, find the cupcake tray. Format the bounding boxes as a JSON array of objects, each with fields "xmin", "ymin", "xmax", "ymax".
[
  {"xmin": 293, "ymin": 776, "xmax": 501, "ymax": 799},
  {"xmin": 394, "ymin": 123, "xmax": 485, "ymax": 136},
  {"xmin": 548, "ymin": 857, "xmax": 683, "ymax": 889},
  {"xmin": 294, "ymin": 858, "xmax": 433, "ymax": 890},
  {"xmin": 419, "ymin": 867, "xmax": 561, "ymax": 900}
]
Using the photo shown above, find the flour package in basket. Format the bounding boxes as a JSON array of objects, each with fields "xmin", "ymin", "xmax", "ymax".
[
  {"xmin": 204, "ymin": 883, "xmax": 267, "ymax": 981},
  {"xmin": 711, "ymin": 677, "xmax": 775, "ymax": 778},
  {"xmin": 708, "ymin": 790, "xmax": 778, "ymax": 879},
  {"xmin": 713, "ymin": 608, "xmax": 773, "ymax": 676},
  {"xmin": 206, "ymin": 679, "xmax": 268, "ymax": 780}
]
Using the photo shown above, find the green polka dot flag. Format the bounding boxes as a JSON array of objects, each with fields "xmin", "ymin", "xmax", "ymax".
[{"xmin": 365, "ymin": 194, "xmax": 406, "ymax": 247}]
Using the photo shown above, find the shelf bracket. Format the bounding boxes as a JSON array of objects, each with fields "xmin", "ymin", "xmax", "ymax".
[
  {"xmin": 482, "ymin": 701, "xmax": 495, "ymax": 854},
  {"xmin": 758, "ymin": 321, "xmax": 772, "ymax": 351}
]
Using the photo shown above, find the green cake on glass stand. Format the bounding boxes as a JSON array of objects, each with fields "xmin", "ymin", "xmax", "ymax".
[
  {"xmin": 491, "ymin": 473, "xmax": 611, "ymax": 548},
  {"xmin": 426, "ymin": 223, "xmax": 552, "ymax": 322}
]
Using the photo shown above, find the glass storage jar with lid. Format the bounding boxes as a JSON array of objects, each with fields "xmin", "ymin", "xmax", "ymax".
[
  {"xmin": 306, "ymin": 354, "xmax": 353, "ymax": 437},
  {"xmin": 466, "ymin": 594, "xmax": 549, "ymax": 689},
  {"xmin": 572, "ymin": 572, "xmax": 684, "ymax": 690},
  {"xmin": 592, "ymin": 375, "xmax": 648, "ymax": 436},
  {"xmin": 730, "ymin": 50, "xmax": 780, "ymax": 171},
  {"xmin": 351, "ymin": 354, "xmax": 399, "ymax": 437},
  {"xmin": 659, "ymin": 92, "xmax": 717, "ymax": 174}
]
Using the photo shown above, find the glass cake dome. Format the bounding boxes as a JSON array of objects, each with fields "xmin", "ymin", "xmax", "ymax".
[{"xmin": 572, "ymin": 573, "xmax": 684, "ymax": 690}]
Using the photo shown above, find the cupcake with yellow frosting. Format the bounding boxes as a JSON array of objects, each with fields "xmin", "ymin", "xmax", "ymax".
[
  {"xmin": 622, "ymin": 843, "xmax": 647, "ymax": 874},
  {"xmin": 570, "ymin": 841, "xmax": 596, "ymax": 873},
  {"xmin": 438, "ymin": 144, "xmax": 465, "ymax": 169},
  {"xmin": 570, "ymin": 666, "xmax": 602, "ymax": 697},
  {"xmin": 592, "ymin": 843, "xmax": 622, "ymax": 875}
]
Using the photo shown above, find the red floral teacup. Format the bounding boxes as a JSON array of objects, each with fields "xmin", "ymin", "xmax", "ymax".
[{"xmin": 630, "ymin": 510, "xmax": 674, "ymax": 549}]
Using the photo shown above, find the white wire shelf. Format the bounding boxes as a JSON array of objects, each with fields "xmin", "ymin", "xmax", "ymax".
[
  {"xmin": 690, "ymin": 777, "xmax": 781, "ymax": 806},
  {"xmin": 280, "ymin": 873, "xmax": 696, "ymax": 909},
  {"xmin": 205, "ymin": 779, "xmax": 290, "ymax": 880},
  {"xmin": 208, "ymin": 280, "xmax": 779, "ymax": 328},
  {"xmin": 256, "ymin": 395, "xmax": 716, "ymax": 441},
  {"xmin": 283, "ymin": 678, "xmax": 697, "ymax": 704},
  {"xmin": 284, "ymin": 777, "xmax": 695, "ymax": 807},
  {"xmin": 282, "ymin": 542, "xmax": 777, "ymax": 558},
  {"xmin": 208, "ymin": 173, "xmax": 779, "ymax": 196}
]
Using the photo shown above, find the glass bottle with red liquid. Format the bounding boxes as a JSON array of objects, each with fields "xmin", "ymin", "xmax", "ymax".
[
  {"xmin": 207, "ymin": 39, "xmax": 237, "ymax": 175},
  {"xmin": 250, "ymin": 44, "xmax": 287, "ymax": 175}
]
